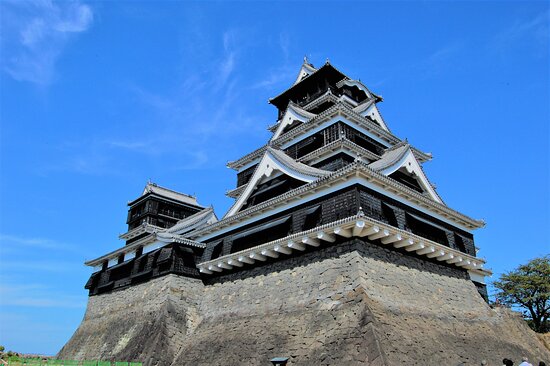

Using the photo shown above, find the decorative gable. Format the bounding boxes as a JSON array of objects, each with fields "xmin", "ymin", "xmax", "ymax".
[
  {"xmin": 369, "ymin": 144, "xmax": 443, "ymax": 203},
  {"xmin": 225, "ymin": 147, "xmax": 330, "ymax": 218},
  {"xmin": 353, "ymin": 102, "xmax": 390, "ymax": 132},
  {"xmin": 271, "ymin": 103, "xmax": 316, "ymax": 140},
  {"xmin": 293, "ymin": 58, "xmax": 317, "ymax": 85}
]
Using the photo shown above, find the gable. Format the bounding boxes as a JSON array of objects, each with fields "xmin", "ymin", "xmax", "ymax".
[
  {"xmin": 224, "ymin": 148, "xmax": 330, "ymax": 218},
  {"xmin": 271, "ymin": 104, "xmax": 316, "ymax": 141},
  {"xmin": 370, "ymin": 145, "xmax": 443, "ymax": 203},
  {"xmin": 354, "ymin": 103, "xmax": 390, "ymax": 132},
  {"xmin": 293, "ymin": 62, "xmax": 317, "ymax": 85}
]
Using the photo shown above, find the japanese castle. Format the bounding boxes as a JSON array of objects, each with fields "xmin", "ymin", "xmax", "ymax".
[{"xmin": 84, "ymin": 58, "xmax": 490, "ymax": 300}]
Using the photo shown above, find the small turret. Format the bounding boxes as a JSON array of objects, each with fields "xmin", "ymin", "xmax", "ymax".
[{"xmin": 126, "ymin": 182, "xmax": 204, "ymax": 233}]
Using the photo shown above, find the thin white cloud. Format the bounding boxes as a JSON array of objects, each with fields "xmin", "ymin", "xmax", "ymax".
[
  {"xmin": 279, "ymin": 32, "xmax": 290, "ymax": 61},
  {"xmin": 0, "ymin": 233, "xmax": 78, "ymax": 252},
  {"xmin": 0, "ymin": 260, "xmax": 82, "ymax": 273},
  {"xmin": 215, "ymin": 30, "xmax": 238, "ymax": 90},
  {"xmin": 0, "ymin": 0, "xmax": 94, "ymax": 85},
  {"xmin": 493, "ymin": 11, "xmax": 549, "ymax": 52},
  {"xmin": 105, "ymin": 140, "xmax": 154, "ymax": 152},
  {"xmin": 37, "ymin": 28, "xmax": 269, "ymax": 177},
  {"xmin": 251, "ymin": 66, "xmax": 295, "ymax": 89},
  {"xmin": 128, "ymin": 83, "xmax": 175, "ymax": 110},
  {"xmin": 250, "ymin": 32, "xmax": 296, "ymax": 90},
  {"xmin": 0, "ymin": 284, "xmax": 86, "ymax": 308}
]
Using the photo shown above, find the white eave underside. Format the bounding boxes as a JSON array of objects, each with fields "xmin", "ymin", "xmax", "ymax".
[
  {"xmin": 193, "ymin": 161, "xmax": 484, "ymax": 242},
  {"xmin": 198, "ymin": 214, "xmax": 491, "ymax": 277},
  {"xmin": 91, "ymin": 207, "xmax": 217, "ymax": 267},
  {"xmin": 84, "ymin": 233, "xmax": 205, "ymax": 267}
]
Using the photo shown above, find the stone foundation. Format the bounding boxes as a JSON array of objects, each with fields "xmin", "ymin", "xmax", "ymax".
[{"xmin": 59, "ymin": 240, "xmax": 550, "ymax": 365}]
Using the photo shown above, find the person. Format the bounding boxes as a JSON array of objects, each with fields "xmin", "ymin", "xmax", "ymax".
[
  {"xmin": 505, "ymin": 359, "xmax": 515, "ymax": 366},
  {"xmin": 539, "ymin": 362, "xmax": 546, "ymax": 366},
  {"xmin": 519, "ymin": 357, "xmax": 532, "ymax": 366},
  {"xmin": 503, "ymin": 359, "xmax": 510, "ymax": 366}
]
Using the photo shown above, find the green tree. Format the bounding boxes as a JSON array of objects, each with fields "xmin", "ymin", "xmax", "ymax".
[{"xmin": 493, "ymin": 255, "xmax": 550, "ymax": 332}]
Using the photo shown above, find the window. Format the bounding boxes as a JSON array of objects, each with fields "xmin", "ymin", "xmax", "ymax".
[
  {"xmin": 231, "ymin": 217, "xmax": 291, "ymax": 254},
  {"xmin": 302, "ymin": 206, "xmax": 321, "ymax": 231},
  {"xmin": 389, "ymin": 170, "xmax": 424, "ymax": 193},
  {"xmin": 382, "ymin": 203, "xmax": 398, "ymax": 227},
  {"xmin": 210, "ymin": 240, "xmax": 224, "ymax": 260},
  {"xmin": 405, "ymin": 213, "xmax": 448, "ymax": 246}
]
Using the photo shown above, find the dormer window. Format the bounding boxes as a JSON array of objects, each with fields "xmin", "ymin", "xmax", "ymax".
[{"xmin": 389, "ymin": 169, "xmax": 424, "ymax": 193}]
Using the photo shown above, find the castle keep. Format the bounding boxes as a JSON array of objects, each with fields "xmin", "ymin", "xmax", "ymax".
[{"xmin": 59, "ymin": 60, "xmax": 550, "ymax": 365}]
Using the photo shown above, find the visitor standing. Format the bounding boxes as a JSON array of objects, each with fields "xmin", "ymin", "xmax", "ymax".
[{"xmin": 519, "ymin": 358, "xmax": 532, "ymax": 366}]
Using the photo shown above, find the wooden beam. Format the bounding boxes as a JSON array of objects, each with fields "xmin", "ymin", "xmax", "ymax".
[
  {"xmin": 447, "ymin": 256, "xmax": 463, "ymax": 264},
  {"xmin": 317, "ymin": 232, "xmax": 336, "ymax": 242},
  {"xmin": 368, "ymin": 229, "xmax": 390, "ymax": 241},
  {"xmin": 456, "ymin": 259, "xmax": 470, "ymax": 267},
  {"xmin": 416, "ymin": 246, "xmax": 435, "ymax": 255},
  {"xmin": 288, "ymin": 240, "xmax": 306, "ymax": 251},
  {"xmin": 238, "ymin": 255, "xmax": 254, "ymax": 264},
  {"xmin": 333, "ymin": 227, "xmax": 352, "ymax": 238},
  {"xmin": 393, "ymin": 238, "xmax": 414, "ymax": 248},
  {"xmin": 381, "ymin": 233, "xmax": 402, "ymax": 245},
  {"xmin": 436, "ymin": 252, "xmax": 454, "ymax": 261},
  {"xmin": 405, "ymin": 242, "xmax": 425, "ymax": 252},
  {"xmin": 353, "ymin": 221, "xmax": 366, "ymax": 236},
  {"xmin": 227, "ymin": 259, "xmax": 243, "ymax": 267},
  {"xmin": 217, "ymin": 262, "xmax": 232, "ymax": 270},
  {"xmin": 261, "ymin": 249, "xmax": 279, "ymax": 258},
  {"xmin": 302, "ymin": 237, "xmax": 320, "ymax": 247},
  {"xmin": 208, "ymin": 265, "xmax": 222, "ymax": 272},
  {"xmin": 427, "ymin": 249, "xmax": 445, "ymax": 258},
  {"xmin": 362, "ymin": 225, "xmax": 380, "ymax": 237},
  {"xmin": 250, "ymin": 252, "xmax": 267, "ymax": 261},
  {"xmin": 274, "ymin": 245, "xmax": 292, "ymax": 255}
]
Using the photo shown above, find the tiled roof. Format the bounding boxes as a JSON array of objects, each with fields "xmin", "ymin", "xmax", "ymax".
[
  {"xmin": 368, "ymin": 142, "xmax": 410, "ymax": 171},
  {"xmin": 267, "ymin": 147, "xmax": 331, "ymax": 178},
  {"xmin": 166, "ymin": 206, "xmax": 217, "ymax": 234},
  {"xmin": 228, "ymin": 101, "xmax": 431, "ymax": 170},
  {"xmin": 297, "ymin": 137, "xmax": 381, "ymax": 164},
  {"xmin": 192, "ymin": 161, "xmax": 485, "ymax": 240},
  {"xmin": 141, "ymin": 182, "xmax": 201, "ymax": 207},
  {"xmin": 156, "ymin": 232, "xmax": 206, "ymax": 248},
  {"xmin": 269, "ymin": 61, "xmax": 348, "ymax": 104}
]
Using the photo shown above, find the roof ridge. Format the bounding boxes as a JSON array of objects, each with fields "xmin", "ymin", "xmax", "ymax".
[
  {"xmin": 144, "ymin": 182, "xmax": 196, "ymax": 200},
  {"xmin": 266, "ymin": 146, "xmax": 331, "ymax": 178},
  {"xmin": 369, "ymin": 144, "xmax": 411, "ymax": 172},
  {"xmin": 270, "ymin": 62, "xmax": 348, "ymax": 103},
  {"xmin": 166, "ymin": 206, "xmax": 216, "ymax": 234},
  {"xmin": 385, "ymin": 139, "xmax": 409, "ymax": 152}
]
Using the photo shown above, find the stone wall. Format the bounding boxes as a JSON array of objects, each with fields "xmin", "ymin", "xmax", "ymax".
[
  {"xmin": 59, "ymin": 239, "xmax": 550, "ymax": 365},
  {"xmin": 58, "ymin": 275, "xmax": 204, "ymax": 364}
]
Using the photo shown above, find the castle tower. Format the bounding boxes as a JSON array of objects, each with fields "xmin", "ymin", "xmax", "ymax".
[
  {"xmin": 60, "ymin": 60, "xmax": 550, "ymax": 365},
  {"xmin": 195, "ymin": 59, "xmax": 489, "ymax": 298},
  {"xmin": 84, "ymin": 182, "xmax": 217, "ymax": 295}
]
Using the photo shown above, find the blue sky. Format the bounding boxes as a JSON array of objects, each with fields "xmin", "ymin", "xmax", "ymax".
[{"xmin": 0, "ymin": 0, "xmax": 548, "ymax": 356}]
